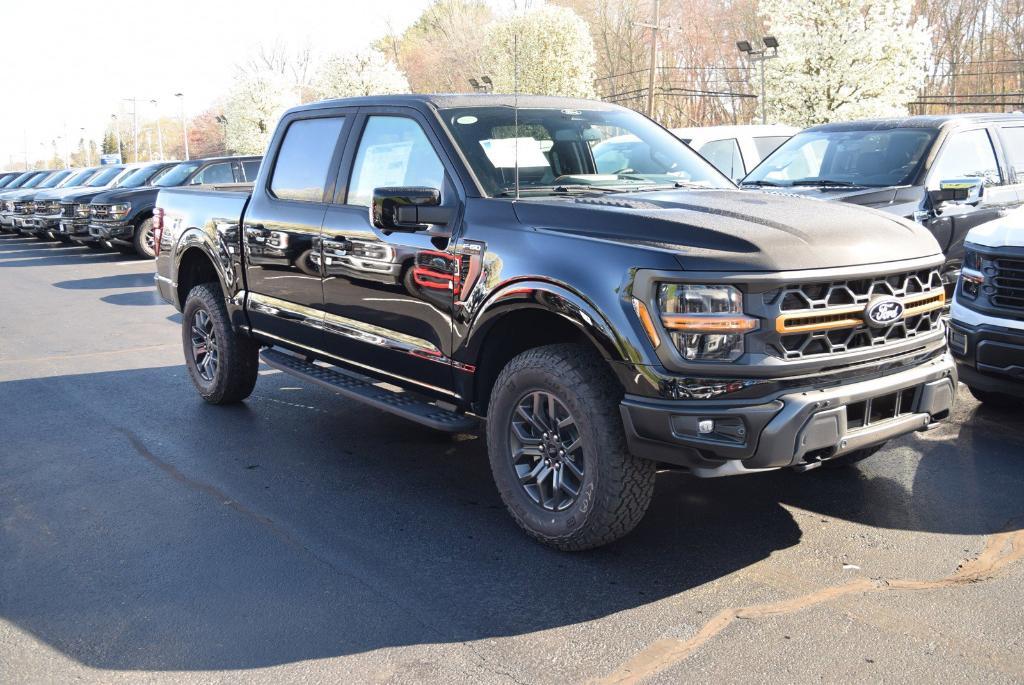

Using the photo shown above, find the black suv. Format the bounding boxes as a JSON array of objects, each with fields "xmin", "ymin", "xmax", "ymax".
[
  {"xmin": 742, "ymin": 114, "xmax": 1024, "ymax": 290},
  {"xmin": 89, "ymin": 156, "xmax": 261, "ymax": 258}
]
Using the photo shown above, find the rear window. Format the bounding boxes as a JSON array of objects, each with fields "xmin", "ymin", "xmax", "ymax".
[
  {"xmin": 270, "ymin": 117, "xmax": 345, "ymax": 202},
  {"xmin": 242, "ymin": 160, "xmax": 261, "ymax": 182},
  {"xmin": 752, "ymin": 135, "xmax": 790, "ymax": 162},
  {"xmin": 999, "ymin": 126, "xmax": 1024, "ymax": 184}
]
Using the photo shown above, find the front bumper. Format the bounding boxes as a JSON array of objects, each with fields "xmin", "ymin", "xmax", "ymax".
[
  {"xmin": 949, "ymin": 321, "xmax": 1024, "ymax": 398},
  {"xmin": 89, "ymin": 220, "xmax": 133, "ymax": 243},
  {"xmin": 621, "ymin": 352, "xmax": 957, "ymax": 475},
  {"xmin": 60, "ymin": 218, "xmax": 96, "ymax": 242}
]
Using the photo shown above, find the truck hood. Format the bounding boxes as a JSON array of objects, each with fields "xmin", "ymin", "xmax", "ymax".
[
  {"xmin": 34, "ymin": 186, "xmax": 115, "ymax": 203},
  {"xmin": 512, "ymin": 188, "xmax": 941, "ymax": 272},
  {"xmin": 748, "ymin": 185, "xmax": 901, "ymax": 206},
  {"xmin": 90, "ymin": 186, "xmax": 158, "ymax": 205},
  {"xmin": 966, "ymin": 208, "xmax": 1024, "ymax": 249},
  {"xmin": 0, "ymin": 188, "xmax": 46, "ymax": 201}
]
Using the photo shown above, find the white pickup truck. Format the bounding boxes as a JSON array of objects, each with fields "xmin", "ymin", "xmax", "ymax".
[{"xmin": 949, "ymin": 209, "xmax": 1024, "ymax": 406}]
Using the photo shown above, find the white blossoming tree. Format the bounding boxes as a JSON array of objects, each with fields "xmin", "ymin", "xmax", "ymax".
[
  {"xmin": 224, "ymin": 69, "xmax": 297, "ymax": 155},
  {"xmin": 761, "ymin": 0, "xmax": 930, "ymax": 126},
  {"xmin": 313, "ymin": 49, "xmax": 410, "ymax": 100},
  {"xmin": 482, "ymin": 6, "xmax": 597, "ymax": 98}
]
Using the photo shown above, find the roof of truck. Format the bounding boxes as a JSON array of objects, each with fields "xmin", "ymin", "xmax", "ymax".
[
  {"xmin": 292, "ymin": 93, "xmax": 623, "ymax": 114},
  {"xmin": 806, "ymin": 112, "xmax": 1024, "ymax": 132}
]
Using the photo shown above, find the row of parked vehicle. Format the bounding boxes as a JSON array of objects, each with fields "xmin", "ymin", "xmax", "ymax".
[{"xmin": 0, "ymin": 156, "xmax": 261, "ymax": 257}]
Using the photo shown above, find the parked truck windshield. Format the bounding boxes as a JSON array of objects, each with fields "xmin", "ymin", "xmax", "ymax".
[
  {"xmin": 743, "ymin": 128, "xmax": 937, "ymax": 188},
  {"xmin": 439, "ymin": 106, "xmax": 732, "ymax": 195},
  {"xmin": 154, "ymin": 162, "xmax": 202, "ymax": 187}
]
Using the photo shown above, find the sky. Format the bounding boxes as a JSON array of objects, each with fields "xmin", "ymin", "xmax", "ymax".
[{"xmin": 0, "ymin": 0, "xmax": 437, "ymax": 169}]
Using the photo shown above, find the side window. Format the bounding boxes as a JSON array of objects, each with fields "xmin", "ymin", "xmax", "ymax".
[
  {"xmin": 191, "ymin": 162, "xmax": 234, "ymax": 185},
  {"xmin": 347, "ymin": 116, "xmax": 445, "ymax": 207},
  {"xmin": 699, "ymin": 138, "xmax": 744, "ymax": 181},
  {"xmin": 242, "ymin": 160, "xmax": 262, "ymax": 182},
  {"xmin": 928, "ymin": 129, "xmax": 1001, "ymax": 189},
  {"xmin": 269, "ymin": 117, "xmax": 345, "ymax": 202},
  {"xmin": 998, "ymin": 126, "xmax": 1024, "ymax": 184}
]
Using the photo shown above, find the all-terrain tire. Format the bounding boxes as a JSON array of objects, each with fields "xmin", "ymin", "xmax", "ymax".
[
  {"xmin": 182, "ymin": 283, "xmax": 260, "ymax": 404},
  {"xmin": 133, "ymin": 218, "xmax": 156, "ymax": 258},
  {"xmin": 486, "ymin": 343, "xmax": 656, "ymax": 551}
]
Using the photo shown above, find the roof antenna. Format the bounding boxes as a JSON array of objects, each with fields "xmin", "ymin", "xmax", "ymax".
[{"xmin": 514, "ymin": 32, "xmax": 520, "ymax": 200}]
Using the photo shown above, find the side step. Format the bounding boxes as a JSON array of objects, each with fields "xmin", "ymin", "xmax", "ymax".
[{"xmin": 259, "ymin": 348, "xmax": 478, "ymax": 433}]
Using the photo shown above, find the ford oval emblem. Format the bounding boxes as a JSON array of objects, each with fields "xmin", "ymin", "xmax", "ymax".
[{"xmin": 865, "ymin": 297, "xmax": 904, "ymax": 327}]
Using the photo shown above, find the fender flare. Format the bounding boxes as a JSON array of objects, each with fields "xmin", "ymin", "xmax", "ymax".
[
  {"xmin": 171, "ymin": 227, "xmax": 237, "ymax": 308},
  {"xmin": 464, "ymin": 279, "xmax": 633, "ymax": 365}
]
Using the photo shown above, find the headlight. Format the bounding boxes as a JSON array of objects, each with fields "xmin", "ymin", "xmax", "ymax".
[
  {"xmin": 655, "ymin": 284, "xmax": 757, "ymax": 361},
  {"xmin": 108, "ymin": 203, "xmax": 131, "ymax": 219},
  {"xmin": 963, "ymin": 249, "xmax": 981, "ymax": 272},
  {"xmin": 75, "ymin": 203, "xmax": 90, "ymax": 217}
]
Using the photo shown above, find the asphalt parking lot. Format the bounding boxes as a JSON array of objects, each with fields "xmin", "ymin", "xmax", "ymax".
[{"xmin": 1, "ymin": 232, "xmax": 1023, "ymax": 684}]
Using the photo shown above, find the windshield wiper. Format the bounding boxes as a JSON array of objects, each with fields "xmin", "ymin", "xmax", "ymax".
[
  {"xmin": 495, "ymin": 184, "xmax": 620, "ymax": 197},
  {"xmin": 740, "ymin": 180, "xmax": 783, "ymax": 187},
  {"xmin": 790, "ymin": 179, "xmax": 863, "ymax": 187}
]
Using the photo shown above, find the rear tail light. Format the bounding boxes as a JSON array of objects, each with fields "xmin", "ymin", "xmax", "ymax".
[{"xmin": 152, "ymin": 207, "xmax": 164, "ymax": 256}]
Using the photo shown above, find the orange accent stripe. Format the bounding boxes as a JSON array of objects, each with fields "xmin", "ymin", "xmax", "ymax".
[
  {"xmin": 776, "ymin": 289, "xmax": 946, "ymax": 334},
  {"xmin": 662, "ymin": 315, "xmax": 758, "ymax": 333}
]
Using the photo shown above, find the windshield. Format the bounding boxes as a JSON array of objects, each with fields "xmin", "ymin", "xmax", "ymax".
[
  {"xmin": 37, "ymin": 170, "xmax": 73, "ymax": 189},
  {"xmin": 155, "ymin": 161, "xmax": 202, "ymax": 187},
  {"xmin": 60, "ymin": 169, "xmax": 99, "ymax": 187},
  {"xmin": 86, "ymin": 167, "xmax": 124, "ymax": 187},
  {"xmin": 22, "ymin": 173, "xmax": 50, "ymax": 189},
  {"xmin": 439, "ymin": 106, "xmax": 732, "ymax": 196},
  {"xmin": 6, "ymin": 172, "xmax": 35, "ymax": 188},
  {"xmin": 0, "ymin": 174, "xmax": 18, "ymax": 188},
  {"xmin": 116, "ymin": 164, "xmax": 166, "ymax": 188},
  {"xmin": 743, "ymin": 128, "xmax": 936, "ymax": 188}
]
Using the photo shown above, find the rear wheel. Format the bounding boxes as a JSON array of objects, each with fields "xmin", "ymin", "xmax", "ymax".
[
  {"xmin": 182, "ymin": 283, "xmax": 259, "ymax": 404},
  {"xmin": 486, "ymin": 343, "xmax": 656, "ymax": 551}
]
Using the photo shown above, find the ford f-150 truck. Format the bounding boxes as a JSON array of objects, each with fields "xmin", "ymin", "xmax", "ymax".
[
  {"xmin": 949, "ymin": 209, "xmax": 1024, "ymax": 406},
  {"xmin": 89, "ymin": 156, "xmax": 261, "ymax": 258},
  {"xmin": 155, "ymin": 95, "xmax": 955, "ymax": 550}
]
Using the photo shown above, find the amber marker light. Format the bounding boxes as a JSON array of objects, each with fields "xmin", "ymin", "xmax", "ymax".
[{"xmin": 632, "ymin": 298, "xmax": 661, "ymax": 348}]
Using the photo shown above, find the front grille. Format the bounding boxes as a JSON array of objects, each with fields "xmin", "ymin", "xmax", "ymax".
[
  {"xmin": 762, "ymin": 268, "xmax": 945, "ymax": 360},
  {"xmin": 90, "ymin": 205, "xmax": 111, "ymax": 219},
  {"xmin": 61, "ymin": 202, "xmax": 76, "ymax": 218},
  {"xmin": 37, "ymin": 201, "xmax": 59, "ymax": 215},
  {"xmin": 13, "ymin": 202, "xmax": 31, "ymax": 215},
  {"xmin": 992, "ymin": 257, "xmax": 1024, "ymax": 312}
]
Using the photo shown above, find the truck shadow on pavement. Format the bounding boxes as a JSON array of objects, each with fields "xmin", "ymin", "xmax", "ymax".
[
  {"xmin": 53, "ymin": 273, "xmax": 155, "ymax": 290},
  {"xmin": 1, "ymin": 365, "xmax": 1021, "ymax": 671}
]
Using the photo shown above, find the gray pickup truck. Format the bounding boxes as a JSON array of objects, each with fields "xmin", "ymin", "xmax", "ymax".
[{"xmin": 154, "ymin": 94, "xmax": 955, "ymax": 550}]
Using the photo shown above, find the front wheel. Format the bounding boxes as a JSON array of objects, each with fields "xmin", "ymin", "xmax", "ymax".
[
  {"xmin": 182, "ymin": 283, "xmax": 260, "ymax": 404},
  {"xmin": 133, "ymin": 218, "xmax": 157, "ymax": 258},
  {"xmin": 486, "ymin": 344, "xmax": 656, "ymax": 551}
]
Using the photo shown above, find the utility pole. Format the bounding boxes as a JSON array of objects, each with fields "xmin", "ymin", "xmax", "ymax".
[
  {"xmin": 81, "ymin": 127, "xmax": 91, "ymax": 166},
  {"xmin": 175, "ymin": 92, "xmax": 189, "ymax": 160},
  {"xmin": 112, "ymin": 114, "xmax": 123, "ymax": 162},
  {"xmin": 22, "ymin": 129, "xmax": 29, "ymax": 171},
  {"xmin": 637, "ymin": 0, "xmax": 661, "ymax": 117},
  {"xmin": 123, "ymin": 97, "xmax": 140, "ymax": 162}
]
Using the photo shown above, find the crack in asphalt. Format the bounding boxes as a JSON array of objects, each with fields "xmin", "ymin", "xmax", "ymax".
[{"xmin": 595, "ymin": 521, "xmax": 1024, "ymax": 684}]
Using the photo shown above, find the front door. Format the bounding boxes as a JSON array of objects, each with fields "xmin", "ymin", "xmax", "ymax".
[
  {"xmin": 318, "ymin": 109, "xmax": 460, "ymax": 397},
  {"xmin": 242, "ymin": 111, "xmax": 351, "ymax": 351}
]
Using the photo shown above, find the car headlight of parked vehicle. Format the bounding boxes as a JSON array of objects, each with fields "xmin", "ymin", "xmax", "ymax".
[
  {"xmin": 653, "ymin": 284, "xmax": 757, "ymax": 361},
  {"xmin": 107, "ymin": 203, "xmax": 131, "ymax": 220},
  {"xmin": 959, "ymin": 248, "xmax": 987, "ymax": 300}
]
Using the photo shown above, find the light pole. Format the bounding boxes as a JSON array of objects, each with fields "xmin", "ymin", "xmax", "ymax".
[
  {"xmin": 122, "ymin": 97, "xmax": 140, "ymax": 162},
  {"xmin": 737, "ymin": 36, "xmax": 779, "ymax": 125},
  {"xmin": 150, "ymin": 99, "xmax": 165, "ymax": 160},
  {"xmin": 175, "ymin": 92, "xmax": 189, "ymax": 160},
  {"xmin": 81, "ymin": 127, "xmax": 91, "ymax": 166},
  {"xmin": 112, "ymin": 114, "xmax": 123, "ymax": 162},
  {"xmin": 215, "ymin": 114, "xmax": 228, "ymax": 152}
]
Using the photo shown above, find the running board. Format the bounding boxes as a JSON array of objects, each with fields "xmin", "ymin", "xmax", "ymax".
[{"xmin": 259, "ymin": 348, "xmax": 478, "ymax": 433}]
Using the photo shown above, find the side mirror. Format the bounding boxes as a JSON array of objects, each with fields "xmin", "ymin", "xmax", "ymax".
[
  {"xmin": 928, "ymin": 178, "xmax": 983, "ymax": 208},
  {"xmin": 371, "ymin": 186, "xmax": 452, "ymax": 232}
]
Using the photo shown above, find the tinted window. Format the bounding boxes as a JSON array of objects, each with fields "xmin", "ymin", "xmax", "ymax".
[
  {"xmin": 242, "ymin": 160, "xmax": 261, "ymax": 182},
  {"xmin": 745, "ymin": 128, "xmax": 935, "ymax": 187},
  {"xmin": 698, "ymin": 138, "xmax": 744, "ymax": 181},
  {"xmin": 22, "ymin": 173, "xmax": 49, "ymax": 188},
  {"xmin": 0, "ymin": 173, "xmax": 18, "ymax": 188},
  {"xmin": 117, "ymin": 164, "xmax": 166, "ymax": 188},
  {"xmin": 86, "ymin": 167, "xmax": 124, "ymax": 187},
  {"xmin": 348, "ymin": 116, "xmax": 443, "ymax": 206},
  {"xmin": 269, "ymin": 118, "xmax": 344, "ymax": 202},
  {"xmin": 61, "ymin": 169, "xmax": 100, "ymax": 187},
  {"xmin": 38, "ymin": 170, "xmax": 73, "ymax": 188},
  {"xmin": 6, "ymin": 172, "xmax": 36, "ymax": 188},
  {"xmin": 191, "ymin": 162, "xmax": 234, "ymax": 185},
  {"xmin": 999, "ymin": 126, "xmax": 1024, "ymax": 184},
  {"xmin": 752, "ymin": 135, "xmax": 790, "ymax": 161},
  {"xmin": 928, "ymin": 129, "xmax": 1001, "ymax": 189},
  {"xmin": 155, "ymin": 161, "xmax": 202, "ymax": 187}
]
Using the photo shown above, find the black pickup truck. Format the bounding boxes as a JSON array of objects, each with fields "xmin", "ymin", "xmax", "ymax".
[
  {"xmin": 89, "ymin": 156, "xmax": 261, "ymax": 258},
  {"xmin": 742, "ymin": 114, "xmax": 1024, "ymax": 292},
  {"xmin": 155, "ymin": 94, "xmax": 955, "ymax": 550}
]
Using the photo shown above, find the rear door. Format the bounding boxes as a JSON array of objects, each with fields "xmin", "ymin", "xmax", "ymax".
[
  {"xmin": 318, "ymin": 107, "xmax": 461, "ymax": 396},
  {"xmin": 242, "ymin": 108, "xmax": 353, "ymax": 351}
]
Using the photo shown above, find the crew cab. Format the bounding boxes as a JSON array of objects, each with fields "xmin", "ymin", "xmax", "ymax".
[
  {"xmin": 2, "ymin": 169, "xmax": 74, "ymax": 233},
  {"xmin": 949, "ymin": 209, "xmax": 1024, "ymax": 406},
  {"xmin": 155, "ymin": 94, "xmax": 955, "ymax": 550},
  {"xmin": 89, "ymin": 156, "xmax": 260, "ymax": 258},
  {"xmin": 742, "ymin": 114, "xmax": 1024, "ymax": 293}
]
